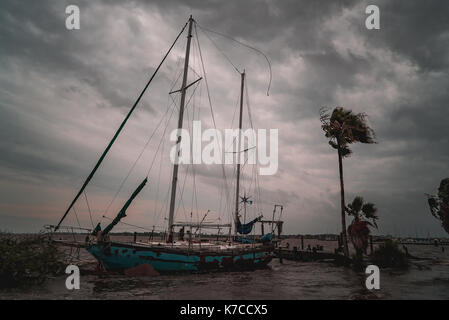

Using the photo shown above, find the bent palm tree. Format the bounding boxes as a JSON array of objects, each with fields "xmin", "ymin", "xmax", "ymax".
[
  {"xmin": 427, "ymin": 178, "xmax": 449, "ymax": 234},
  {"xmin": 346, "ymin": 196, "xmax": 378, "ymax": 256},
  {"xmin": 320, "ymin": 107, "xmax": 376, "ymax": 257}
]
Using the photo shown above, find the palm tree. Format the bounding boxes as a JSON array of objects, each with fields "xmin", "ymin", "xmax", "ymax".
[
  {"xmin": 346, "ymin": 196, "xmax": 378, "ymax": 256},
  {"xmin": 427, "ymin": 178, "xmax": 449, "ymax": 234},
  {"xmin": 320, "ymin": 107, "xmax": 376, "ymax": 257}
]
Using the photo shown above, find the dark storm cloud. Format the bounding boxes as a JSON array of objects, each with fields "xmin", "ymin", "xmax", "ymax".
[
  {"xmin": 1, "ymin": 0, "xmax": 448, "ymax": 236},
  {"xmin": 0, "ymin": 0, "xmax": 159, "ymax": 111},
  {"xmin": 369, "ymin": 0, "xmax": 449, "ymax": 72}
]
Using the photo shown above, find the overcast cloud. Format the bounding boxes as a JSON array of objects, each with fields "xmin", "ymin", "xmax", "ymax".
[{"xmin": 1, "ymin": 0, "xmax": 448, "ymax": 237}]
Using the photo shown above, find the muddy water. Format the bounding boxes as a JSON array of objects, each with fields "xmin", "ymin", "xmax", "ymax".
[{"xmin": 1, "ymin": 236, "xmax": 449, "ymax": 300}]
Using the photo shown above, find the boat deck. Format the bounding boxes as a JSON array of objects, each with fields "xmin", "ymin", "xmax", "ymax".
[{"xmin": 52, "ymin": 238, "xmax": 274, "ymax": 254}]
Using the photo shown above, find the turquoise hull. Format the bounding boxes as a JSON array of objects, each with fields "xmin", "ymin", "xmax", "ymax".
[{"xmin": 87, "ymin": 241, "xmax": 274, "ymax": 272}]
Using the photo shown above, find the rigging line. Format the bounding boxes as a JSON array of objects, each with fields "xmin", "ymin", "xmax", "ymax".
[
  {"xmin": 185, "ymin": 96, "xmax": 199, "ymax": 220},
  {"xmin": 175, "ymin": 162, "xmax": 190, "ymax": 221},
  {"xmin": 154, "ymin": 82, "xmax": 200, "ymax": 223},
  {"xmin": 72, "ymin": 205, "xmax": 81, "ymax": 230},
  {"xmin": 103, "ymin": 60, "xmax": 182, "ymax": 220},
  {"xmin": 83, "ymin": 190, "xmax": 94, "ymax": 228},
  {"xmin": 177, "ymin": 102, "xmax": 193, "ymax": 222},
  {"xmin": 198, "ymin": 26, "xmax": 240, "ymax": 74},
  {"xmin": 221, "ymin": 92, "xmax": 241, "ymax": 158},
  {"xmin": 168, "ymin": 77, "xmax": 200, "ymax": 114},
  {"xmin": 147, "ymin": 68, "xmax": 179, "ymax": 227},
  {"xmin": 253, "ymin": 163, "xmax": 261, "ymax": 214},
  {"xmin": 190, "ymin": 44, "xmax": 200, "ymax": 222},
  {"xmin": 230, "ymin": 90, "xmax": 240, "ymax": 132},
  {"xmin": 245, "ymin": 74, "xmax": 255, "ymax": 130},
  {"xmin": 156, "ymin": 92, "xmax": 180, "ymax": 225},
  {"xmin": 189, "ymin": 65, "xmax": 202, "ymax": 79},
  {"xmin": 194, "ymin": 22, "xmax": 232, "ymax": 206},
  {"xmin": 185, "ymin": 105, "xmax": 193, "ymax": 221},
  {"xmin": 153, "ymin": 113, "xmax": 166, "ymax": 219},
  {"xmin": 245, "ymin": 95, "xmax": 253, "ymax": 135},
  {"xmin": 103, "ymin": 94, "xmax": 175, "ymax": 218},
  {"xmin": 145, "ymin": 94, "xmax": 180, "ymax": 178},
  {"xmin": 153, "ymin": 94, "xmax": 176, "ymax": 224},
  {"xmin": 157, "ymin": 181, "xmax": 171, "ymax": 226},
  {"xmin": 174, "ymin": 92, "xmax": 199, "ymax": 222},
  {"xmin": 250, "ymin": 162, "xmax": 258, "ymax": 211},
  {"xmin": 101, "ymin": 215, "xmax": 164, "ymax": 232},
  {"xmin": 55, "ymin": 20, "xmax": 189, "ymax": 230},
  {"xmin": 218, "ymin": 176, "xmax": 224, "ymax": 219},
  {"xmin": 243, "ymin": 77, "xmax": 254, "ymax": 189},
  {"xmin": 196, "ymin": 22, "xmax": 272, "ymax": 96},
  {"xmin": 153, "ymin": 65, "xmax": 180, "ymax": 218},
  {"xmin": 225, "ymin": 146, "xmax": 256, "ymax": 154},
  {"xmin": 244, "ymin": 73, "xmax": 262, "ymax": 213},
  {"xmin": 154, "ymin": 169, "xmax": 171, "ymax": 227}
]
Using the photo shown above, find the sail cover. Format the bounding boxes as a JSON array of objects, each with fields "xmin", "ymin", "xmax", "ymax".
[
  {"xmin": 236, "ymin": 216, "xmax": 262, "ymax": 234},
  {"xmin": 102, "ymin": 177, "xmax": 148, "ymax": 236}
]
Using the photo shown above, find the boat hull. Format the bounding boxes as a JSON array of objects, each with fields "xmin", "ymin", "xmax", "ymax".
[{"xmin": 87, "ymin": 241, "xmax": 275, "ymax": 272}]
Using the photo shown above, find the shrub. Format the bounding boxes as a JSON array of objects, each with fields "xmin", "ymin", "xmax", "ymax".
[
  {"xmin": 0, "ymin": 233, "xmax": 67, "ymax": 288},
  {"xmin": 351, "ymin": 253, "xmax": 366, "ymax": 272},
  {"xmin": 371, "ymin": 240, "xmax": 409, "ymax": 269}
]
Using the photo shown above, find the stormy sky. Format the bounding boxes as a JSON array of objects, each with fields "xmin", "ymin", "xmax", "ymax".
[{"xmin": 1, "ymin": 0, "xmax": 448, "ymax": 237}]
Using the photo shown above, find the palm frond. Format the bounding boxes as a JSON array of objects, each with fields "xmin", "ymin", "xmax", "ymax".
[
  {"xmin": 438, "ymin": 178, "xmax": 449, "ymax": 204},
  {"xmin": 352, "ymin": 196, "xmax": 364, "ymax": 213},
  {"xmin": 320, "ymin": 106, "xmax": 376, "ymax": 159},
  {"xmin": 362, "ymin": 202, "xmax": 378, "ymax": 219}
]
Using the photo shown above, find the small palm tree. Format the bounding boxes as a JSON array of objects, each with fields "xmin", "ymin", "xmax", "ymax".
[
  {"xmin": 427, "ymin": 178, "xmax": 449, "ymax": 234},
  {"xmin": 346, "ymin": 196, "xmax": 378, "ymax": 256},
  {"xmin": 320, "ymin": 107, "xmax": 376, "ymax": 257}
]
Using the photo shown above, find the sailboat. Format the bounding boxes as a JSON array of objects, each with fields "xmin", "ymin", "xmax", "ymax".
[{"xmin": 49, "ymin": 15, "xmax": 282, "ymax": 272}]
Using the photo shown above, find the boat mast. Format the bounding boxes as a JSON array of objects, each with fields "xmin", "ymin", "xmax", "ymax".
[
  {"xmin": 234, "ymin": 71, "xmax": 245, "ymax": 236},
  {"xmin": 167, "ymin": 15, "xmax": 194, "ymax": 243}
]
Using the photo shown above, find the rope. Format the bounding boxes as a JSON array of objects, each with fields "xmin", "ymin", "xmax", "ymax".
[
  {"xmin": 101, "ymin": 215, "xmax": 165, "ymax": 232},
  {"xmin": 154, "ymin": 58, "xmax": 183, "ymax": 221},
  {"xmin": 102, "ymin": 63, "xmax": 183, "ymax": 219},
  {"xmin": 72, "ymin": 205, "xmax": 81, "ymax": 230},
  {"xmin": 196, "ymin": 23, "xmax": 272, "ymax": 96},
  {"xmin": 244, "ymin": 73, "xmax": 262, "ymax": 215},
  {"xmin": 153, "ymin": 96, "xmax": 175, "ymax": 226},
  {"xmin": 169, "ymin": 82, "xmax": 202, "ymax": 222},
  {"xmin": 184, "ymin": 94, "xmax": 200, "ymax": 222},
  {"xmin": 102, "ymin": 95, "xmax": 175, "ymax": 217},
  {"xmin": 199, "ymin": 27, "xmax": 241, "ymax": 74},
  {"xmin": 194, "ymin": 22, "xmax": 232, "ymax": 211},
  {"xmin": 83, "ymin": 190, "xmax": 94, "ymax": 228}
]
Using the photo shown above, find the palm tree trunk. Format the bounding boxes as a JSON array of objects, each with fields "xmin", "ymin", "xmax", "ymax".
[{"xmin": 337, "ymin": 146, "xmax": 349, "ymax": 257}]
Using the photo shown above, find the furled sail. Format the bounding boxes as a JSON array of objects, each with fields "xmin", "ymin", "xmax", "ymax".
[
  {"xmin": 102, "ymin": 177, "xmax": 148, "ymax": 236},
  {"xmin": 236, "ymin": 215, "xmax": 262, "ymax": 234}
]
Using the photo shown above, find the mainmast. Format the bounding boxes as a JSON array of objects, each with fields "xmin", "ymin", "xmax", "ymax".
[
  {"xmin": 234, "ymin": 71, "xmax": 245, "ymax": 236},
  {"xmin": 167, "ymin": 15, "xmax": 194, "ymax": 242}
]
